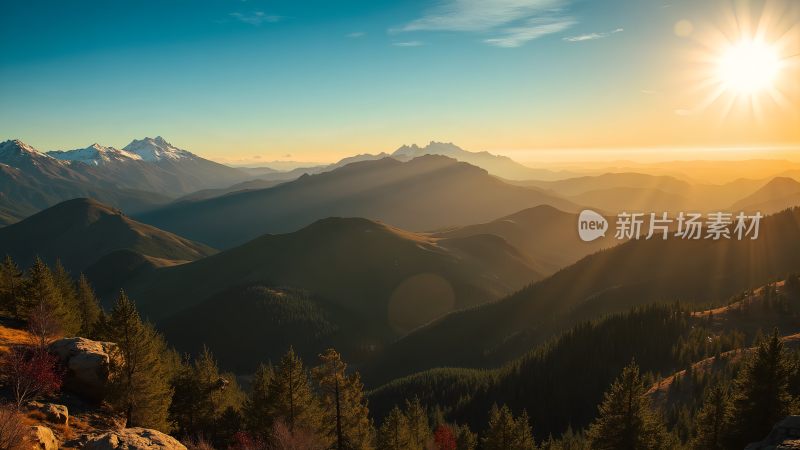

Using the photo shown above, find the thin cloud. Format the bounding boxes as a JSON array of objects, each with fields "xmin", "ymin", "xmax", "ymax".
[
  {"xmin": 229, "ymin": 11, "xmax": 281, "ymax": 26},
  {"xmin": 563, "ymin": 27, "xmax": 623, "ymax": 42},
  {"xmin": 393, "ymin": 41, "xmax": 424, "ymax": 47},
  {"xmin": 396, "ymin": 0, "xmax": 574, "ymax": 47},
  {"xmin": 485, "ymin": 17, "xmax": 576, "ymax": 47},
  {"xmin": 348, "ymin": 32, "xmax": 366, "ymax": 38}
]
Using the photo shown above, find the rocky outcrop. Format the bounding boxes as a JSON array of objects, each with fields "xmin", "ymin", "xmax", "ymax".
[
  {"xmin": 83, "ymin": 428, "xmax": 187, "ymax": 450},
  {"xmin": 746, "ymin": 416, "xmax": 800, "ymax": 449},
  {"xmin": 28, "ymin": 402, "xmax": 69, "ymax": 425},
  {"xmin": 28, "ymin": 426, "xmax": 58, "ymax": 450},
  {"xmin": 49, "ymin": 337, "xmax": 119, "ymax": 402}
]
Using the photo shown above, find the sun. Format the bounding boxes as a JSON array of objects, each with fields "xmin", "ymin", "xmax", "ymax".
[
  {"xmin": 676, "ymin": 1, "xmax": 799, "ymax": 120},
  {"xmin": 717, "ymin": 39, "xmax": 780, "ymax": 95}
]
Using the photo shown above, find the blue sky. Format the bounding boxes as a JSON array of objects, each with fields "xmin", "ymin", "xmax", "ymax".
[{"xmin": 1, "ymin": 0, "xmax": 797, "ymax": 164}]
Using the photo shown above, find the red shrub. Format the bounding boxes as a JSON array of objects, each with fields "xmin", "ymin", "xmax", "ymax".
[
  {"xmin": 1, "ymin": 346, "xmax": 63, "ymax": 409},
  {"xmin": 434, "ymin": 424, "xmax": 457, "ymax": 450}
]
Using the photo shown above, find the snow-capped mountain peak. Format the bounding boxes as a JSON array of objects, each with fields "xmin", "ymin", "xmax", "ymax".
[
  {"xmin": 123, "ymin": 136, "xmax": 193, "ymax": 162},
  {"xmin": 48, "ymin": 143, "xmax": 143, "ymax": 166},
  {"xmin": 1, "ymin": 139, "xmax": 45, "ymax": 157}
]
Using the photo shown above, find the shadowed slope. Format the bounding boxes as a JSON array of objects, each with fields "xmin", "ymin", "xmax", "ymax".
[
  {"xmin": 136, "ymin": 155, "xmax": 579, "ymax": 249},
  {"xmin": 364, "ymin": 207, "xmax": 800, "ymax": 384},
  {"xmin": 434, "ymin": 205, "xmax": 615, "ymax": 275},
  {"xmin": 0, "ymin": 198, "xmax": 215, "ymax": 273}
]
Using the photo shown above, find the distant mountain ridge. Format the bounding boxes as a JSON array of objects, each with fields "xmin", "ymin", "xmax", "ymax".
[
  {"xmin": 0, "ymin": 198, "xmax": 215, "ymax": 274},
  {"xmin": 0, "ymin": 139, "xmax": 173, "ymax": 225},
  {"xmin": 390, "ymin": 142, "xmax": 568, "ymax": 180},
  {"xmin": 136, "ymin": 154, "xmax": 581, "ymax": 248},
  {"xmin": 364, "ymin": 206, "xmax": 800, "ymax": 384},
  {"xmin": 47, "ymin": 136, "xmax": 250, "ymax": 195},
  {"xmin": 730, "ymin": 176, "xmax": 800, "ymax": 214},
  {"xmin": 115, "ymin": 215, "xmax": 542, "ymax": 372}
]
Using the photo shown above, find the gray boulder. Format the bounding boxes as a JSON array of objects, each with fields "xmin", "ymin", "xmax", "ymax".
[
  {"xmin": 83, "ymin": 428, "xmax": 186, "ymax": 450},
  {"xmin": 49, "ymin": 337, "xmax": 119, "ymax": 402}
]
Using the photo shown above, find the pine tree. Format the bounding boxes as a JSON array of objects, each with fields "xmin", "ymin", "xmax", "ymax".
[
  {"xmin": 691, "ymin": 384, "xmax": 730, "ymax": 450},
  {"xmin": 586, "ymin": 362, "xmax": 670, "ymax": 450},
  {"xmin": 454, "ymin": 423, "xmax": 478, "ymax": 450},
  {"xmin": 24, "ymin": 258, "xmax": 65, "ymax": 345},
  {"xmin": 103, "ymin": 291, "xmax": 173, "ymax": 431},
  {"xmin": 481, "ymin": 404, "xmax": 535, "ymax": 450},
  {"xmin": 244, "ymin": 363, "xmax": 275, "ymax": 438},
  {"xmin": 75, "ymin": 274, "xmax": 102, "ymax": 336},
  {"xmin": 268, "ymin": 348, "xmax": 322, "ymax": 438},
  {"xmin": 312, "ymin": 348, "xmax": 374, "ymax": 450},
  {"xmin": 0, "ymin": 255, "xmax": 24, "ymax": 318},
  {"xmin": 404, "ymin": 397, "xmax": 430, "ymax": 450},
  {"xmin": 50, "ymin": 260, "xmax": 81, "ymax": 335},
  {"xmin": 170, "ymin": 347, "xmax": 243, "ymax": 443},
  {"xmin": 727, "ymin": 329, "xmax": 794, "ymax": 448},
  {"xmin": 377, "ymin": 406, "xmax": 411, "ymax": 450}
]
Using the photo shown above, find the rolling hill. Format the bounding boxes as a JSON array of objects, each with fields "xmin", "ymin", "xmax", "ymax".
[
  {"xmin": 363, "ymin": 207, "xmax": 800, "ymax": 384},
  {"xmin": 136, "ymin": 155, "xmax": 580, "ymax": 249},
  {"xmin": 433, "ymin": 205, "xmax": 615, "ymax": 275},
  {"xmin": 0, "ymin": 198, "xmax": 215, "ymax": 274},
  {"xmin": 515, "ymin": 172, "xmax": 770, "ymax": 212},
  {"xmin": 116, "ymin": 217, "xmax": 541, "ymax": 371},
  {"xmin": 730, "ymin": 176, "xmax": 800, "ymax": 214}
]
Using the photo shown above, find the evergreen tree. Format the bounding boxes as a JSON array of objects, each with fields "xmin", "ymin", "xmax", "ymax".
[
  {"xmin": 377, "ymin": 406, "xmax": 411, "ymax": 450},
  {"xmin": 268, "ymin": 348, "xmax": 322, "ymax": 438},
  {"xmin": 75, "ymin": 274, "xmax": 102, "ymax": 336},
  {"xmin": 50, "ymin": 260, "xmax": 81, "ymax": 335},
  {"xmin": 454, "ymin": 424, "xmax": 477, "ymax": 450},
  {"xmin": 0, "ymin": 255, "xmax": 24, "ymax": 318},
  {"xmin": 481, "ymin": 404, "xmax": 535, "ymax": 450},
  {"xmin": 24, "ymin": 258, "xmax": 65, "ymax": 344},
  {"xmin": 586, "ymin": 361, "xmax": 670, "ymax": 450},
  {"xmin": 404, "ymin": 397, "xmax": 430, "ymax": 450},
  {"xmin": 103, "ymin": 291, "xmax": 173, "ymax": 431},
  {"xmin": 312, "ymin": 348, "xmax": 374, "ymax": 450},
  {"xmin": 243, "ymin": 363, "xmax": 275, "ymax": 438},
  {"xmin": 691, "ymin": 384, "xmax": 730, "ymax": 450},
  {"xmin": 170, "ymin": 347, "xmax": 244, "ymax": 441},
  {"xmin": 727, "ymin": 329, "xmax": 794, "ymax": 448}
]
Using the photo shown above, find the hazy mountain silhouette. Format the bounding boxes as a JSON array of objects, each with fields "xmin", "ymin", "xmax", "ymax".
[
  {"xmin": 364, "ymin": 207, "xmax": 800, "ymax": 384},
  {"xmin": 0, "ymin": 198, "xmax": 215, "ymax": 274},
  {"xmin": 730, "ymin": 177, "xmax": 800, "ymax": 214},
  {"xmin": 518, "ymin": 172, "xmax": 772, "ymax": 211},
  {"xmin": 136, "ymin": 155, "xmax": 579, "ymax": 248},
  {"xmin": 391, "ymin": 142, "xmax": 573, "ymax": 180},
  {"xmin": 433, "ymin": 205, "xmax": 614, "ymax": 275},
  {"xmin": 111, "ymin": 216, "xmax": 541, "ymax": 370}
]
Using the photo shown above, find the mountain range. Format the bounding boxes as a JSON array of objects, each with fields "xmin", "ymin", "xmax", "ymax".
[
  {"xmin": 136, "ymin": 155, "xmax": 581, "ymax": 249},
  {"xmin": 0, "ymin": 198, "xmax": 215, "ymax": 275},
  {"xmin": 362, "ymin": 206, "xmax": 800, "ymax": 384}
]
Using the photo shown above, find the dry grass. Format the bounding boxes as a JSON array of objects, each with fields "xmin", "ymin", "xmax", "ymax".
[{"xmin": 0, "ymin": 323, "xmax": 33, "ymax": 353}]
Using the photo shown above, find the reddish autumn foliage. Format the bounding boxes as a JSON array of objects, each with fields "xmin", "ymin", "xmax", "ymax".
[
  {"xmin": 434, "ymin": 424, "xmax": 457, "ymax": 450},
  {"xmin": 1, "ymin": 346, "xmax": 62, "ymax": 409},
  {"xmin": 228, "ymin": 431, "xmax": 268, "ymax": 450}
]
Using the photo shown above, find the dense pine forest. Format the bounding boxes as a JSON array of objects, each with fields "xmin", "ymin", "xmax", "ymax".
[{"xmin": 1, "ymin": 254, "xmax": 799, "ymax": 449}]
